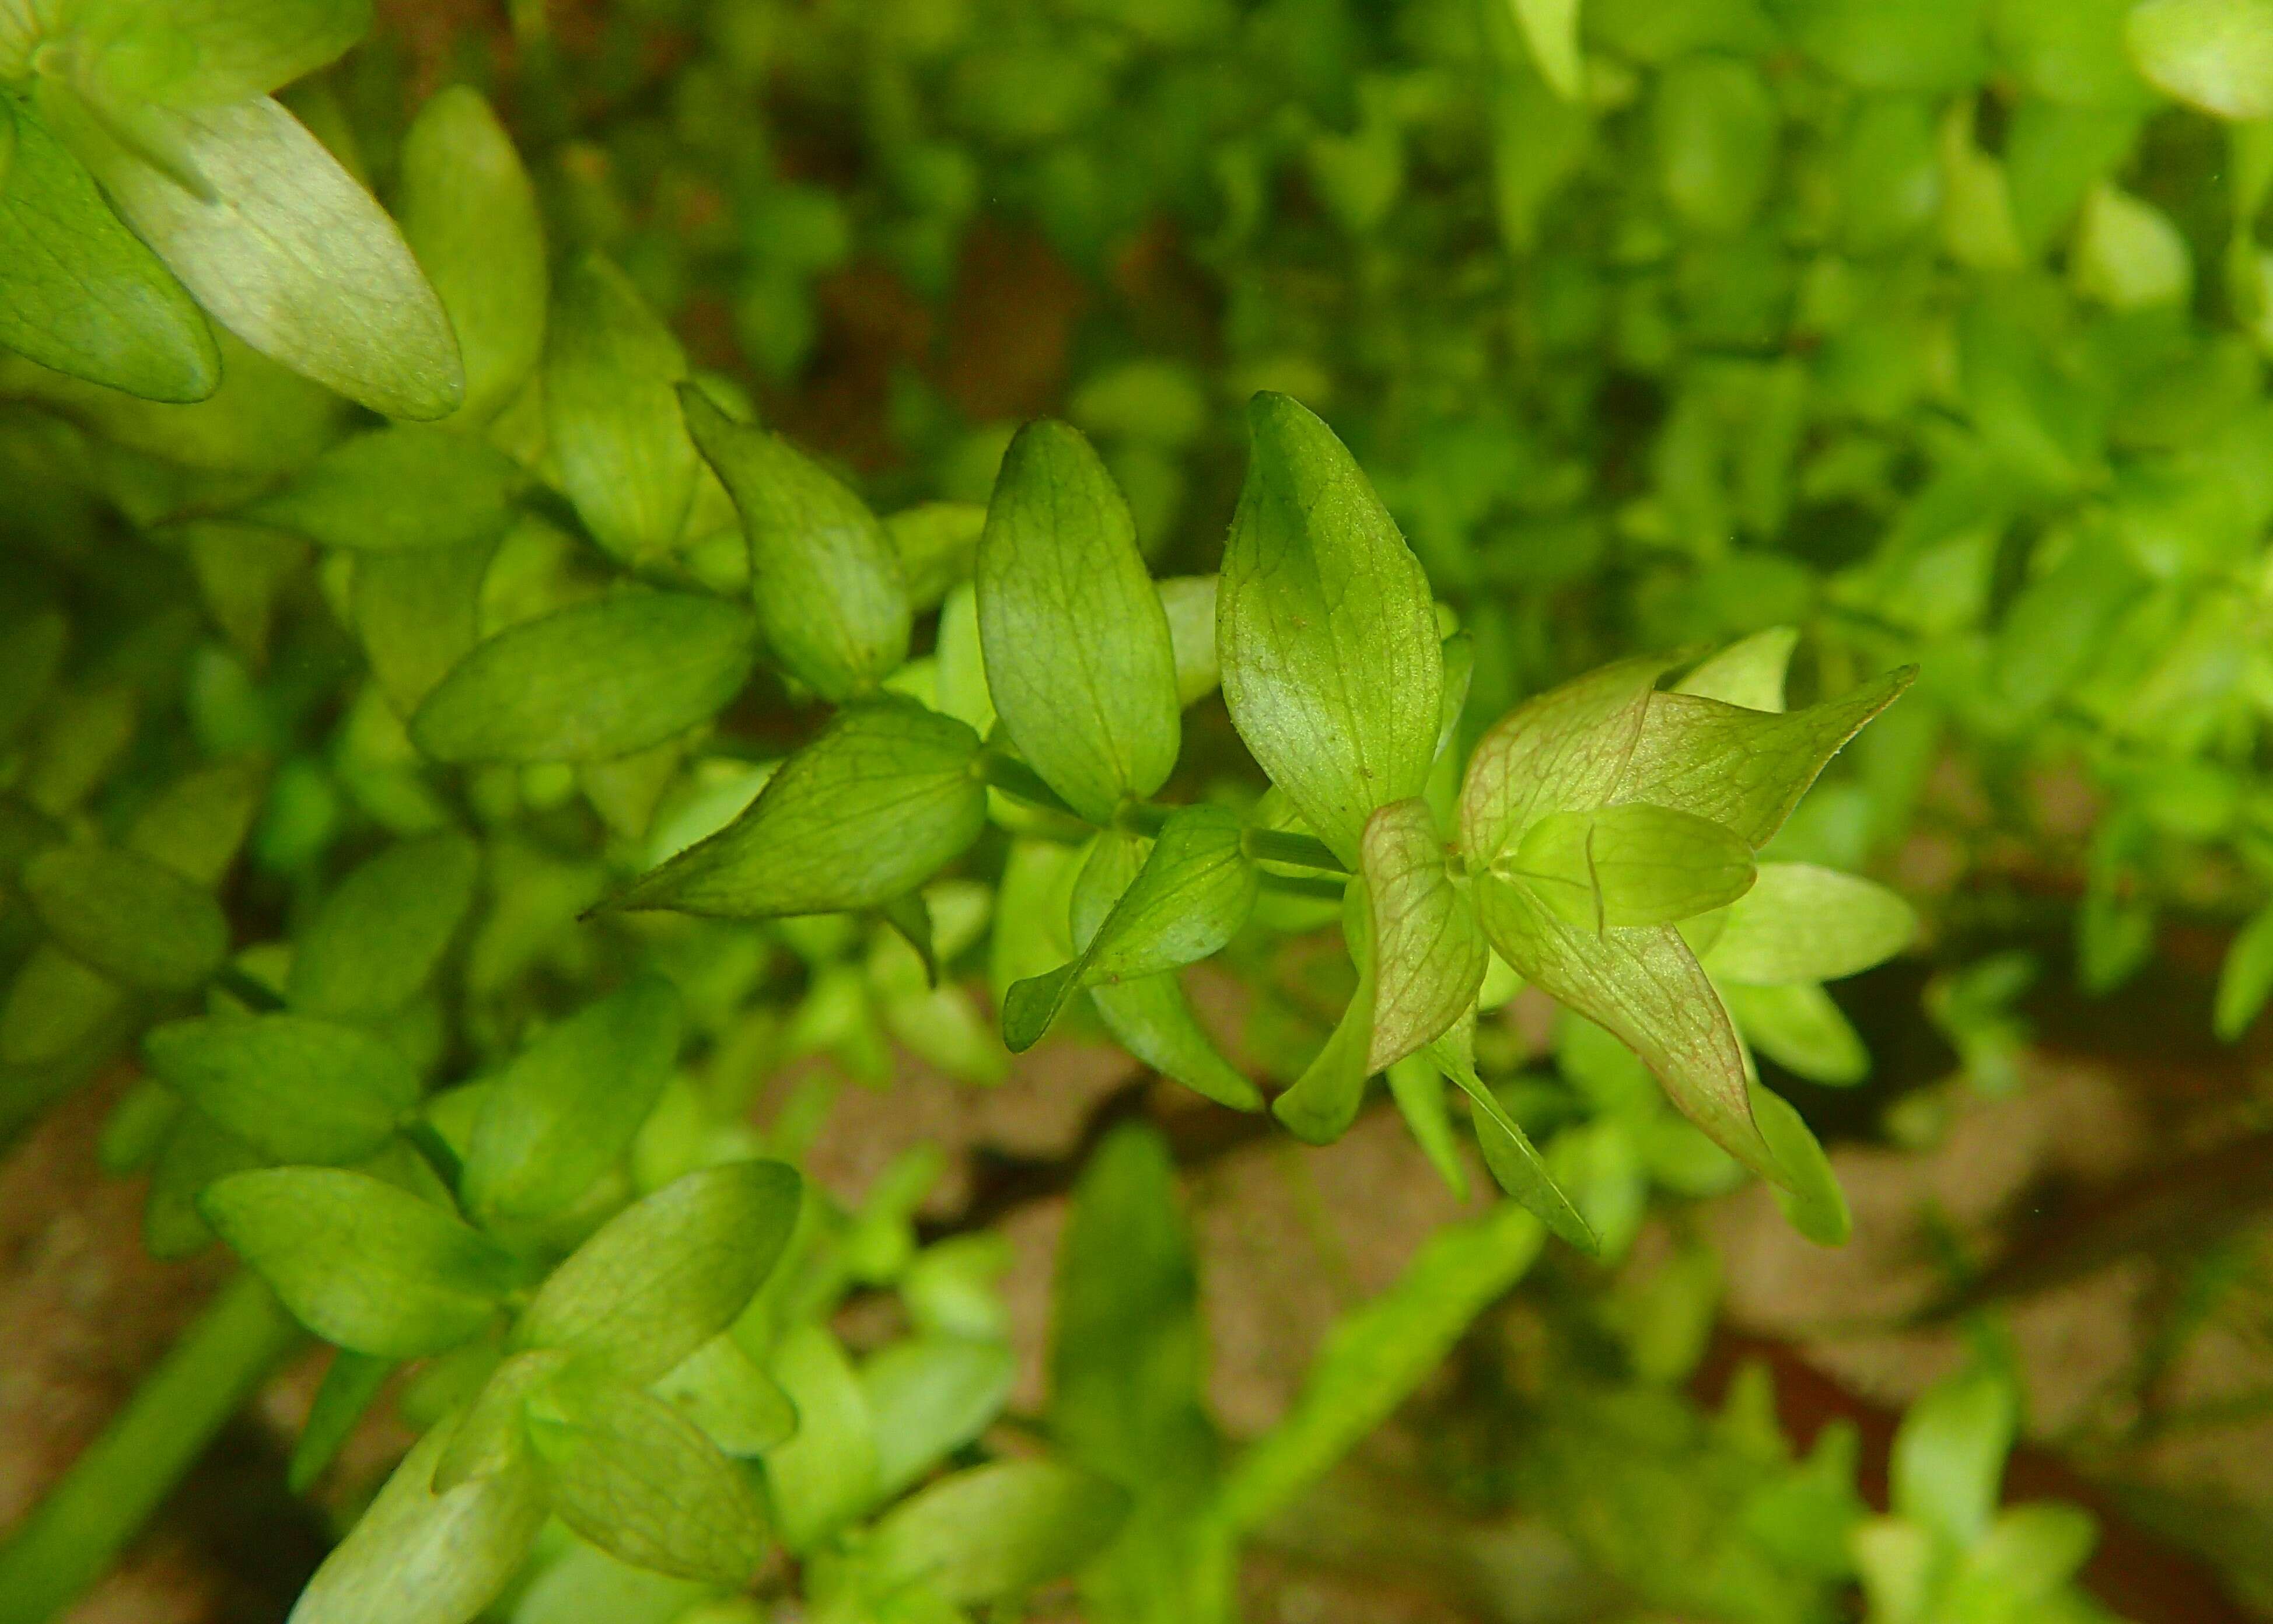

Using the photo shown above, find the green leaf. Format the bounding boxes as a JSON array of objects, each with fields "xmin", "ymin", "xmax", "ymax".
[
  {"xmin": 0, "ymin": 100, "xmax": 217, "ymax": 401},
  {"xmin": 1475, "ymin": 876, "xmax": 1780, "ymax": 1180},
  {"xmin": 1386, "ymin": 1055, "xmax": 1468, "ymax": 1199},
  {"xmin": 409, "ymin": 592, "xmax": 756, "ymax": 765},
  {"xmin": 1705, "ymin": 862, "xmax": 1917, "ymax": 985},
  {"xmin": 1457, "ymin": 656, "xmax": 1673, "ymax": 865},
  {"xmin": 975, "ymin": 419, "xmax": 1181, "ymax": 822},
  {"xmin": 513, "ymin": 1160, "xmax": 800, "ymax": 1383},
  {"xmin": 23, "ymin": 842, "xmax": 227, "ymax": 992},
  {"xmin": 653, "ymin": 1334, "xmax": 799, "ymax": 1458},
  {"xmin": 681, "ymin": 385, "xmax": 911, "ymax": 700},
  {"xmin": 762, "ymin": 1321, "xmax": 880, "ymax": 1552},
  {"xmin": 2215, "ymin": 902, "xmax": 2273, "ymax": 1040},
  {"xmin": 1219, "ymin": 393, "xmax": 1444, "ymax": 865},
  {"xmin": 1092, "ymin": 975, "xmax": 1263, "ymax": 1111},
  {"xmin": 144, "ymin": 1105, "xmax": 263, "ymax": 1258},
  {"xmin": 245, "ymin": 427, "xmax": 520, "ymax": 552},
  {"xmin": 68, "ymin": 0, "xmax": 369, "ymax": 107},
  {"xmin": 544, "ymin": 255, "xmax": 695, "ymax": 562},
  {"xmin": 1272, "ymin": 883, "xmax": 1377, "ymax": 1144},
  {"xmin": 1418, "ymin": 1021, "xmax": 1597, "ymax": 1251},
  {"xmin": 1213, "ymin": 1198, "xmax": 1544, "ymax": 1532},
  {"xmin": 1086, "ymin": 806, "xmax": 1256, "ymax": 978},
  {"xmin": 524, "ymin": 1362, "xmax": 770, "ymax": 1586},
  {"xmin": 1962, "ymin": 1504, "xmax": 2097, "ymax": 1599},
  {"xmin": 145, "ymin": 1014, "xmax": 417, "ymax": 1163},
  {"xmin": 1513, "ymin": 0, "xmax": 1585, "ymax": 99},
  {"xmin": 866, "ymin": 1461, "xmax": 1129, "ymax": 1604},
  {"xmin": 46, "ymin": 86, "xmax": 462, "ymax": 419},
  {"xmin": 291, "ymin": 1350, "xmax": 396, "ymax": 1493},
  {"xmin": 394, "ymin": 86, "xmax": 546, "ymax": 425},
  {"xmin": 1789, "ymin": 0, "xmax": 1988, "ymax": 92},
  {"xmin": 1156, "ymin": 576, "xmax": 1222, "ymax": 707},
  {"xmin": 126, "ymin": 759, "xmax": 267, "ymax": 888},
  {"xmin": 1606, "ymin": 669, "xmax": 1917, "ymax": 849},
  {"xmin": 352, "ymin": 540, "xmax": 493, "ymax": 718},
  {"xmin": 1750, "ymin": 1081, "xmax": 1851, "ymax": 1246},
  {"xmin": 1675, "ymin": 628, "xmax": 1798, "ymax": 712},
  {"xmin": 1655, "ymin": 56, "xmax": 1779, "ymax": 235},
  {"xmin": 2127, "ymin": 0, "xmax": 2273, "ymax": 120},
  {"xmin": 288, "ymin": 831, "xmax": 479, "ymax": 1019},
  {"xmin": 609, "ymin": 701, "xmax": 986, "ymax": 919},
  {"xmin": 285, "ymin": 1416, "xmax": 544, "ymax": 1624},
  {"xmin": 1890, "ymin": 1364, "xmax": 2015, "ymax": 1545},
  {"xmin": 1722, "ymin": 981, "xmax": 1872, "ymax": 1086},
  {"xmin": 886, "ymin": 501, "xmax": 987, "ymax": 612},
  {"xmin": 1509, "ymin": 803, "xmax": 1756, "ymax": 932},
  {"xmin": 202, "ymin": 1168, "xmax": 517, "ymax": 1356},
  {"xmin": 462, "ymin": 978, "xmax": 682, "ymax": 1224},
  {"xmin": 1361, "ymin": 798, "xmax": 1487, "ymax": 1072},
  {"xmin": 863, "ymin": 1336, "xmax": 1017, "ymax": 1498}
]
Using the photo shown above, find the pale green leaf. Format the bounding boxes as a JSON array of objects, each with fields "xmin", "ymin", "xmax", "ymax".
[
  {"xmin": 1272, "ymin": 883, "xmax": 1376, "ymax": 1144},
  {"xmin": 245, "ymin": 426, "xmax": 520, "ymax": 552},
  {"xmin": 1362, "ymin": 797, "xmax": 1487, "ymax": 1072},
  {"xmin": 1750, "ymin": 1080, "xmax": 1851, "ymax": 1246},
  {"xmin": 1513, "ymin": 0, "xmax": 1584, "ymax": 99},
  {"xmin": 1457, "ymin": 656, "xmax": 1672, "ymax": 865},
  {"xmin": 461, "ymin": 978, "xmax": 682, "ymax": 1224},
  {"xmin": 2215, "ymin": 902, "xmax": 2273, "ymax": 1040},
  {"xmin": 395, "ymin": 86, "xmax": 545, "ymax": 425},
  {"xmin": 352, "ymin": 540, "xmax": 493, "ymax": 717},
  {"xmin": 1705, "ymin": 862, "xmax": 1917, "ymax": 985},
  {"xmin": 544, "ymin": 255, "xmax": 694, "ymax": 562},
  {"xmin": 1386, "ymin": 1055, "xmax": 1468, "ymax": 1199},
  {"xmin": 524, "ymin": 1362, "xmax": 770, "ymax": 1585},
  {"xmin": 2127, "ymin": 0, "xmax": 2273, "ymax": 119},
  {"xmin": 763, "ymin": 1321, "xmax": 880, "ymax": 1552},
  {"xmin": 1509, "ymin": 803, "xmax": 1756, "ymax": 932},
  {"xmin": 1722, "ymin": 980, "xmax": 1872, "ymax": 1086},
  {"xmin": 1674, "ymin": 628, "xmax": 1798, "ymax": 712},
  {"xmin": 513, "ymin": 1160, "xmax": 800, "ymax": 1384},
  {"xmin": 1219, "ymin": 393, "xmax": 1443, "ymax": 864},
  {"xmin": 1891, "ymin": 1365, "xmax": 2015, "ymax": 1545},
  {"xmin": 286, "ymin": 1416, "xmax": 545, "ymax": 1624},
  {"xmin": 69, "ymin": 0, "xmax": 369, "ymax": 107},
  {"xmin": 866, "ymin": 1461, "xmax": 1128, "ymax": 1604},
  {"xmin": 977, "ymin": 418, "xmax": 1180, "ymax": 822},
  {"xmin": 1213, "ymin": 1199, "xmax": 1543, "ymax": 1532},
  {"xmin": 1092, "ymin": 975, "xmax": 1263, "ymax": 1111},
  {"xmin": 0, "ymin": 100, "xmax": 216, "ymax": 401},
  {"xmin": 47, "ymin": 87, "xmax": 461, "ymax": 419},
  {"xmin": 1156, "ymin": 575, "xmax": 1221, "ymax": 706},
  {"xmin": 607, "ymin": 700, "xmax": 986, "ymax": 919},
  {"xmin": 288, "ymin": 831, "xmax": 479, "ymax": 1019},
  {"xmin": 202, "ymin": 1167, "xmax": 517, "ymax": 1356},
  {"xmin": 124, "ymin": 759, "xmax": 266, "ymax": 888},
  {"xmin": 23, "ymin": 842, "xmax": 228, "ymax": 992},
  {"xmin": 886, "ymin": 501, "xmax": 986, "ymax": 612},
  {"xmin": 863, "ymin": 1336, "xmax": 1017, "ymax": 1498},
  {"xmin": 683, "ymin": 384, "xmax": 911, "ymax": 700},
  {"xmin": 410, "ymin": 592, "xmax": 756, "ymax": 765},
  {"xmin": 653, "ymin": 1333, "xmax": 798, "ymax": 1458},
  {"xmin": 290, "ymin": 1349, "xmax": 395, "ymax": 1493},
  {"xmin": 145, "ymin": 1013, "xmax": 417, "ymax": 1162}
]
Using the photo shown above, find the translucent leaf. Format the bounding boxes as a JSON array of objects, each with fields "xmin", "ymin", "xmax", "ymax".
[
  {"xmin": 1155, "ymin": 575, "xmax": 1221, "ymax": 706},
  {"xmin": 1705, "ymin": 862, "xmax": 1917, "ymax": 985},
  {"xmin": 1510, "ymin": 803, "xmax": 1757, "ymax": 932},
  {"xmin": 607, "ymin": 700, "xmax": 987, "ymax": 919},
  {"xmin": 1219, "ymin": 393, "xmax": 1443, "ymax": 864},
  {"xmin": 246, "ymin": 427, "xmax": 521, "ymax": 552},
  {"xmin": 544, "ymin": 256, "xmax": 695, "ymax": 562},
  {"xmin": 683, "ymin": 385, "xmax": 911, "ymax": 701},
  {"xmin": 47, "ymin": 86, "xmax": 461, "ymax": 419},
  {"xmin": 1362, "ymin": 797, "xmax": 1487, "ymax": 1072},
  {"xmin": 0, "ymin": 100, "xmax": 216, "ymax": 401},
  {"xmin": 410, "ymin": 592, "xmax": 756, "ymax": 765},
  {"xmin": 288, "ymin": 831, "xmax": 479, "ymax": 1019},
  {"xmin": 68, "ymin": 0, "xmax": 369, "ymax": 107},
  {"xmin": 977, "ymin": 418, "xmax": 1181, "ymax": 822},
  {"xmin": 1212, "ymin": 1199, "xmax": 1544, "ymax": 1532},
  {"xmin": 513, "ymin": 1160, "xmax": 801, "ymax": 1384},
  {"xmin": 653, "ymin": 1334, "xmax": 799, "ymax": 1458},
  {"xmin": 1722, "ymin": 981, "xmax": 1872, "ymax": 1086},
  {"xmin": 863, "ymin": 1336, "xmax": 1017, "ymax": 1498},
  {"xmin": 22, "ymin": 842, "xmax": 227, "ymax": 992},
  {"xmin": 1458, "ymin": 656, "xmax": 1671, "ymax": 864},
  {"xmin": 394, "ymin": 87, "xmax": 545, "ymax": 425},
  {"xmin": 203, "ymin": 1168, "xmax": 517, "ymax": 1356},
  {"xmin": 286, "ymin": 1417, "xmax": 544, "ymax": 1624},
  {"xmin": 1475, "ymin": 876, "xmax": 1779, "ymax": 1180},
  {"xmin": 145, "ymin": 1013, "xmax": 418, "ymax": 1163},
  {"xmin": 461, "ymin": 978, "xmax": 682, "ymax": 1224},
  {"xmin": 1674, "ymin": 627, "xmax": 1797, "ymax": 712},
  {"xmin": 865, "ymin": 1461, "xmax": 1128, "ymax": 1604},
  {"xmin": 524, "ymin": 1362, "xmax": 769, "ymax": 1585}
]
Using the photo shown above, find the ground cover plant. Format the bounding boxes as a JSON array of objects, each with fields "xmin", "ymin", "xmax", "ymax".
[{"xmin": 4, "ymin": 0, "xmax": 2273, "ymax": 1620}]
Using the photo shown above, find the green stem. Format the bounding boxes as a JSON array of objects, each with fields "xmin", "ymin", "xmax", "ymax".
[
  {"xmin": 1258, "ymin": 870, "xmax": 1349, "ymax": 901},
  {"xmin": 0, "ymin": 1272, "xmax": 303, "ymax": 1624},
  {"xmin": 1243, "ymin": 829, "xmax": 1349, "ymax": 874}
]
